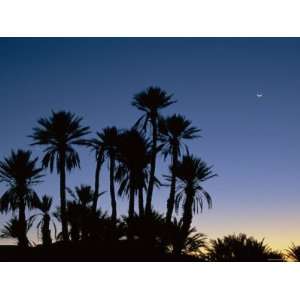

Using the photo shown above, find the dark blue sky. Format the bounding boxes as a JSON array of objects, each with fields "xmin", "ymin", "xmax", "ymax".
[{"xmin": 0, "ymin": 38, "xmax": 299, "ymax": 248}]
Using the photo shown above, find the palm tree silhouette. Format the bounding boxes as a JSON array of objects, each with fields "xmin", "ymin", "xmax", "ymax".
[
  {"xmin": 67, "ymin": 185, "xmax": 102, "ymax": 240},
  {"xmin": 158, "ymin": 114, "xmax": 201, "ymax": 223},
  {"xmin": 30, "ymin": 110, "xmax": 90, "ymax": 241},
  {"xmin": 1, "ymin": 216, "xmax": 35, "ymax": 245},
  {"xmin": 0, "ymin": 150, "xmax": 43, "ymax": 247},
  {"xmin": 122, "ymin": 210, "xmax": 166, "ymax": 248},
  {"xmin": 96, "ymin": 127, "xmax": 120, "ymax": 224},
  {"xmin": 85, "ymin": 135, "xmax": 105, "ymax": 212},
  {"xmin": 67, "ymin": 185, "xmax": 95, "ymax": 208},
  {"xmin": 116, "ymin": 129, "xmax": 152, "ymax": 218},
  {"xmin": 173, "ymin": 154, "xmax": 216, "ymax": 254},
  {"xmin": 32, "ymin": 195, "xmax": 56, "ymax": 246},
  {"xmin": 286, "ymin": 244, "xmax": 300, "ymax": 261},
  {"xmin": 132, "ymin": 86, "xmax": 175, "ymax": 215},
  {"xmin": 166, "ymin": 219, "xmax": 207, "ymax": 257},
  {"xmin": 65, "ymin": 201, "xmax": 82, "ymax": 242}
]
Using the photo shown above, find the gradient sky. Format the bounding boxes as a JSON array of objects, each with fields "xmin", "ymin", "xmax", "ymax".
[{"xmin": 0, "ymin": 38, "xmax": 299, "ymax": 250}]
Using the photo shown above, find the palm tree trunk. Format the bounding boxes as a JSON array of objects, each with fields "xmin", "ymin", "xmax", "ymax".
[
  {"xmin": 145, "ymin": 115, "xmax": 158, "ymax": 215},
  {"xmin": 128, "ymin": 173, "xmax": 135, "ymax": 219},
  {"xmin": 110, "ymin": 154, "xmax": 117, "ymax": 224},
  {"xmin": 176, "ymin": 188, "xmax": 194, "ymax": 255},
  {"xmin": 42, "ymin": 214, "xmax": 52, "ymax": 246},
  {"xmin": 181, "ymin": 196, "xmax": 193, "ymax": 238},
  {"xmin": 93, "ymin": 150, "xmax": 103, "ymax": 213},
  {"xmin": 18, "ymin": 197, "xmax": 28, "ymax": 248},
  {"xmin": 138, "ymin": 186, "xmax": 144, "ymax": 217},
  {"xmin": 127, "ymin": 174, "xmax": 135, "ymax": 241},
  {"xmin": 166, "ymin": 146, "xmax": 178, "ymax": 223},
  {"xmin": 60, "ymin": 151, "xmax": 69, "ymax": 242}
]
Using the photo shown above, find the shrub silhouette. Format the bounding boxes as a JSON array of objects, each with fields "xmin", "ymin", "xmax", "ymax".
[
  {"xmin": 286, "ymin": 244, "xmax": 300, "ymax": 262},
  {"xmin": 1, "ymin": 216, "xmax": 35, "ymax": 245},
  {"xmin": 207, "ymin": 233, "xmax": 283, "ymax": 262}
]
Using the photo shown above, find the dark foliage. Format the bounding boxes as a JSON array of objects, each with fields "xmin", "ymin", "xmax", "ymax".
[
  {"xmin": 285, "ymin": 244, "xmax": 300, "ymax": 262},
  {"xmin": 207, "ymin": 234, "xmax": 283, "ymax": 262}
]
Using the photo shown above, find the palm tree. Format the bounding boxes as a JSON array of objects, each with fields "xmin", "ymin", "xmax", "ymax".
[
  {"xmin": 85, "ymin": 135, "xmax": 105, "ymax": 212},
  {"xmin": 67, "ymin": 185, "xmax": 95, "ymax": 208},
  {"xmin": 173, "ymin": 154, "xmax": 216, "ymax": 254},
  {"xmin": 33, "ymin": 195, "xmax": 56, "ymax": 246},
  {"xmin": 207, "ymin": 234, "xmax": 283, "ymax": 262},
  {"xmin": 30, "ymin": 110, "xmax": 90, "ymax": 241},
  {"xmin": 67, "ymin": 185, "xmax": 95, "ymax": 240},
  {"xmin": 158, "ymin": 114, "xmax": 201, "ymax": 223},
  {"xmin": 1, "ymin": 216, "xmax": 35, "ymax": 245},
  {"xmin": 96, "ymin": 127, "xmax": 120, "ymax": 224},
  {"xmin": 65, "ymin": 201, "xmax": 82, "ymax": 242},
  {"xmin": 132, "ymin": 86, "xmax": 175, "ymax": 215},
  {"xmin": 116, "ymin": 129, "xmax": 152, "ymax": 219},
  {"xmin": 286, "ymin": 244, "xmax": 300, "ymax": 261},
  {"xmin": 182, "ymin": 229, "xmax": 207, "ymax": 258},
  {"xmin": 0, "ymin": 150, "xmax": 43, "ymax": 247},
  {"xmin": 165, "ymin": 218, "xmax": 207, "ymax": 257}
]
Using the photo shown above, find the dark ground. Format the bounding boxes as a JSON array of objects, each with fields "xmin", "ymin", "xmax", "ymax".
[{"xmin": 0, "ymin": 241, "xmax": 202, "ymax": 262}]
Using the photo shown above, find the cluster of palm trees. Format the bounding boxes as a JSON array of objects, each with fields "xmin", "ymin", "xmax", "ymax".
[
  {"xmin": 0, "ymin": 86, "xmax": 299, "ymax": 261},
  {"xmin": 0, "ymin": 86, "xmax": 216, "ymax": 255}
]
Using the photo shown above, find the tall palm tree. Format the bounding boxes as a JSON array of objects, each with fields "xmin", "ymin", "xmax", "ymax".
[
  {"xmin": 0, "ymin": 150, "xmax": 43, "ymax": 247},
  {"xmin": 33, "ymin": 195, "xmax": 56, "ymax": 246},
  {"xmin": 96, "ymin": 127, "xmax": 120, "ymax": 224},
  {"xmin": 115, "ymin": 129, "xmax": 152, "ymax": 218},
  {"xmin": 85, "ymin": 135, "xmax": 105, "ymax": 212},
  {"xmin": 132, "ymin": 86, "xmax": 175, "ymax": 215},
  {"xmin": 173, "ymin": 154, "xmax": 216, "ymax": 254},
  {"xmin": 30, "ymin": 110, "xmax": 90, "ymax": 242},
  {"xmin": 158, "ymin": 114, "xmax": 201, "ymax": 223}
]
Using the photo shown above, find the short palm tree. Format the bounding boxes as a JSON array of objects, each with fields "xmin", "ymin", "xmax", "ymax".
[
  {"xmin": 122, "ymin": 210, "xmax": 166, "ymax": 247},
  {"xmin": 30, "ymin": 110, "xmax": 90, "ymax": 241},
  {"xmin": 96, "ymin": 127, "xmax": 121, "ymax": 224},
  {"xmin": 65, "ymin": 201, "xmax": 82, "ymax": 242},
  {"xmin": 85, "ymin": 135, "xmax": 105, "ymax": 212},
  {"xmin": 33, "ymin": 195, "xmax": 56, "ymax": 246},
  {"xmin": 158, "ymin": 114, "xmax": 201, "ymax": 223},
  {"xmin": 67, "ymin": 185, "xmax": 95, "ymax": 208},
  {"xmin": 1, "ymin": 216, "xmax": 35, "ymax": 245},
  {"xmin": 166, "ymin": 219, "xmax": 207, "ymax": 257},
  {"xmin": 286, "ymin": 244, "xmax": 300, "ymax": 261},
  {"xmin": 0, "ymin": 150, "xmax": 43, "ymax": 247},
  {"xmin": 132, "ymin": 86, "xmax": 175, "ymax": 215},
  {"xmin": 173, "ymin": 154, "xmax": 216, "ymax": 254},
  {"xmin": 67, "ymin": 185, "xmax": 97, "ymax": 240}
]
